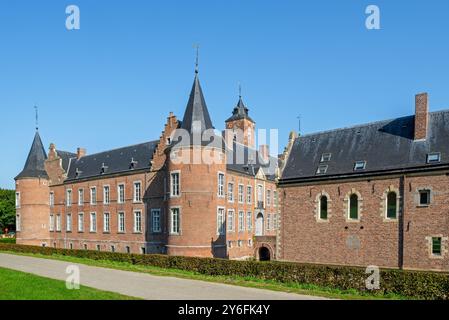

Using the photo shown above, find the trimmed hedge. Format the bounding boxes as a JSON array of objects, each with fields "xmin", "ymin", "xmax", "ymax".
[{"xmin": 1, "ymin": 243, "xmax": 448, "ymax": 299}]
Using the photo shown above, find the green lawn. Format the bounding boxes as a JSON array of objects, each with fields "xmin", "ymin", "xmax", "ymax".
[
  {"xmin": 0, "ymin": 251, "xmax": 409, "ymax": 300},
  {"xmin": 0, "ymin": 266, "xmax": 137, "ymax": 300}
]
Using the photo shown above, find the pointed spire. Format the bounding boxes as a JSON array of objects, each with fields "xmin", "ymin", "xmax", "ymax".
[
  {"xmin": 15, "ymin": 131, "xmax": 48, "ymax": 180},
  {"xmin": 180, "ymin": 62, "xmax": 214, "ymax": 134},
  {"xmin": 225, "ymin": 84, "xmax": 255, "ymax": 123}
]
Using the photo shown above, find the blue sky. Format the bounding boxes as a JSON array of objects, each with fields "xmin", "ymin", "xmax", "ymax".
[{"xmin": 1, "ymin": 0, "xmax": 449, "ymax": 189}]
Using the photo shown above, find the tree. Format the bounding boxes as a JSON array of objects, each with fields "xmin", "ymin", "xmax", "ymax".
[{"xmin": 0, "ymin": 189, "xmax": 15, "ymax": 232}]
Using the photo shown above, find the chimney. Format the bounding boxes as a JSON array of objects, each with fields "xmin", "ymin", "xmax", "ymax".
[
  {"xmin": 77, "ymin": 147, "xmax": 86, "ymax": 159},
  {"xmin": 259, "ymin": 144, "xmax": 270, "ymax": 163},
  {"xmin": 414, "ymin": 92, "xmax": 429, "ymax": 141}
]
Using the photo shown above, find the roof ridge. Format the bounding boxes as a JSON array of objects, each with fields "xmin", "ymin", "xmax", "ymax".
[
  {"xmin": 76, "ymin": 140, "xmax": 159, "ymax": 159},
  {"xmin": 298, "ymin": 108, "xmax": 449, "ymax": 140}
]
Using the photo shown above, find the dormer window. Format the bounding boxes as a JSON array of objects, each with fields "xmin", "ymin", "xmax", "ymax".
[
  {"xmin": 75, "ymin": 168, "xmax": 82, "ymax": 178},
  {"xmin": 321, "ymin": 153, "xmax": 332, "ymax": 162},
  {"xmin": 316, "ymin": 165, "xmax": 328, "ymax": 175},
  {"xmin": 129, "ymin": 158, "xmax": 138, "ymax": 169},
  {"xmin": 427, "ymin": 153, "xmax": 441, "ymax": 164},
  {"xmin": 100, "ymin": 163, "xmax": 108, "ymax": 174},
  {"xmin": 354, "ymin": 161, "xmax": 366, "ymax": 171}
]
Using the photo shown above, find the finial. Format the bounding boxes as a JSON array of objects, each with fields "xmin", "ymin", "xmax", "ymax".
[
  {"xmin": 297, "ymin": 115, "xmax": 301, "ymax": 134},
  {"xmin": 193, "ymin": 44, "xmax": 200, "ymax": 74},
  {"xmin": 238, "ymin": 82, "xmax": 242, "ymax": 99},
  {"xmin": 34, "ymin": 105, "xmax": 39, "ymax": 131}
]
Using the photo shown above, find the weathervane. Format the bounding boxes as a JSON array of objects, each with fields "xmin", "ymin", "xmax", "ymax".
[
  {"xmin": 193, "ymin": 44, "xmax": 200, "ymax": 74},
  {"xmin": 34, "ymin": 105, "xmax": 39, "ymax": 131},
  {"xmin": 238, "ymin": 82, "xmax": 242, "ymax": 99}
]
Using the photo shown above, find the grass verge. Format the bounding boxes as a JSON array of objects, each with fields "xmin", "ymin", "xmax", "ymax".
[
  {"xmin": 0, "ymin": 266, "xmax": 137, "ymax": 300},
  {"xmin": 0, "ymin": 250, "xmax": 410, "ymax": 300}
]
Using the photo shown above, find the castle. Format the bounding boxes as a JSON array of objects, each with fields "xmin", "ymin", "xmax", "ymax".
[{"xmin": 15, "ymin": 68, "xmax": 449, "ymax": 271}]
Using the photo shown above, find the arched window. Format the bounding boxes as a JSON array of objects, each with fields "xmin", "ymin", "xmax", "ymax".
[
  {"xmin": 349, "ymin": 194, "xmax": 359, "ymax": 220},
  {"xmin": 319, "ymin": 196, "xmax": 328, "ymax": 220},
  {"xmin": 386, "ymin": 192, "xmax": 397, "ymax": 219}
]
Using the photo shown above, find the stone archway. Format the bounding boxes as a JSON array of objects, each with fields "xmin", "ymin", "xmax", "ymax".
[{"xmin": 258, "ymin": 247, "xmax": 271, "ymax": 261}]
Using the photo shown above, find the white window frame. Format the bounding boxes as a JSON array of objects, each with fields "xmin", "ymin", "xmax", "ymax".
[
  {"xmin": 15, "ymin": 192, "xmax": 20, "ymax": 208},
  {"xmin": 354, "ymin": 161, "xmax": 367, "ymax": 171},
  {"xmin": 118, "ymin": 184, "xmax": 125, "ymax": 204},
  {"xmin": 78, "ymin": 188, "xmax": 84, "ymax": 206},
  {"xmin": 247, "ymin": 186, "xmax": 252, "ymax": 204},
  {"xmin": 118, "ymin": 212, "xmax": 125, "ymax": 233},
  {"xmin": 66, "ymin": 189, "xmax": 72, "ymax": 207},
  {"xmin": 133, "ymin": 181, "xmax": 142, "ymax": 203},
  {"xmin": 134, "ymin": 210, "xmax": 142, "ymax": 233},
  {"xmin": 170, "ymin": 171, "xmax": 181, "ymax": 198},
  {"xmin": 49, "ymin": 192, "xmax": 54, "ymax": 207},
  {"xmin": 49, "ymin": 214, "xmax": 55, "ymax": 232},
  {"xmin": 246, "ymin": 211, "xmax": 252, "ymax": 231},
  {"xmin": 274, "ymin": 191, "xmax": 278, "ymax": 207},
  {"xmin": 266, "ymin": 189, "xmax": 271, "ymax": 206},
  {"xmin": 238, "ymin": 211, "xmax": 245, "ymax": 232},
  {"xmin": 66, "ymin": 213, "xmax": 72, "ymax": 232},
  {"xmin": 227, "ymin": 183, "xmax": 234, "ymax": 203},
  {"xmin": 257, "ymin": 184, "xmax": 263, "ymax": 203},
  {"xmin": 90, "ymin": 187, "xmax": 97, "ymax": 205},
  {"xmin": 151, "ymin": 209, "xmax": 161, "ymax": 233},
  {"xmin": 427, "ymin": 153, "xmax": 441, "ymax": 164},
  {"xmin": 16, "ymin": 214, "xmax": 21, "ymax": 232},
  {"xmin": 217, "ymin": 207, "xmax": 225, "ymax": 235},
  {"xmin": 90, "ymin": 212, "xmax": 97, "ymax": 232},
  {"xmin": 103, "ymin": 185, "xmax": 110, "ymax": 205},
  {"xmin": 78, "ymin": 213, "xmax": 84, "ymax": 232},
  {"xmin": 217, "ymin": 172, "xmax": 225, "ymax": 198},
  {"xmin": 266, "ymin": 213, "xmax": 271, "ymax": 230},
  {"xmin": 238, "ymin": 184, "xmax": 244, "ymax": 204},
  {"xmin": 170, "ymin": 207, "xmax": 181, "ymax": 235},
  {"xmin": 227, "ymin": 210, "xmax": 235, "ymax": 232},
  {"xmin": 103, "ymin": 212, "xmax": 110, "ymax": 233}
]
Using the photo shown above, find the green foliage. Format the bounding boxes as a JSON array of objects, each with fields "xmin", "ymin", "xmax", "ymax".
[
  {"xmin": 0, "ymin": 189, "xmax": 15, "ymax": 231},
  {"xmin": 0, "ymin": 238, "xmax": 16, "ymax": 244},
  {"xmin": 1, "ymin": 243, "xmax": 448, "ymax": 299}
]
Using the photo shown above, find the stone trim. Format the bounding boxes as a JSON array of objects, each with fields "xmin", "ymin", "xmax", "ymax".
[
  {"xmin": 343, "ymin": 188, "xmax": 363, "ymax": 222},
  {"xmin": 314, "ymin": 190, "xmax": 332, "ymax": 222},
  {"xmin": 426, "ymin": 235, "xmax": 448, "ymax": 259},
  {"xmin": 380, "ymin": 185, "xmax": 401, "ymax": 222}
]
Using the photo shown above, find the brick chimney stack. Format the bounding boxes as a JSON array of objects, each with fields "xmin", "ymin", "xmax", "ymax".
[
  {"xmin": 77, "ymin": 147, "xmax": 86, "ymax": 159},
  {"xmin": 414, "ymin": 92, "xmax": 429, "ymax": 141},
  {"xmin": 259, "ymin": 144, "xmax": 270, "ymax": 163}
]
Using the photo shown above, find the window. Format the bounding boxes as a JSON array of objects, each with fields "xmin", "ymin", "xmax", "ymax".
[
  {"xmin": 133, "ymin": 182, "xmax": 142, "ymax": 202},
  {"xmin": 267, "ymin": 214, "xmax": 272, "ymax": 230},
  {"xmin": 238, "ymin": 184, "xmax": 244, "ymax": 203},
  {"xmin": 419, "ymin": 190, "xmax": 431, "ymax": 206},
  {"xmin": 118, "ymin": 184, "xmax": 125, "ymax": 203},
  {"xmin": 78, "ymin": 189, "xmax": 84, "ymax": 206},
  {"xmin": 49, "ymin": 192, "xmax": 54, "ymax": 207},
  {"xmin": 111, "ymin": 245, "xmax": 115, "ymax": 253},
  {"xmin": 349, "ymin": 194, "xmax": 359, "ymax": 220},
  {"xmin": 78, "ymin": 213, "xmax": 84, "ymax": 232},
  {"xmin": 56, "ymin": 214, "xmax": 61, "ymax": 231},
  {"xmin": 354, "ymin": 161, "xmax": 366, "ymax": 171},
  {"xmin": 319, "ymin": 196, "xmax": 328, "ymax": 220},
  {"xmin": 90, "ymin": 187, "xmax": 97, "ymax": 205},
  {"xmin": 90, "ymin": 213, "xmax": 97, "ymax": 232},
  {"xmin": 170, "ymin": 208, "xmax": 180, "ymax": 234},
  {"xmin": 246, "ymin": 212, "xmax": 252, "ymax": 231},
  {"xmin": 238, "ymin": 211, "xmax": 245, "ymax": 232},
  {"xmin": 257, "ymin": 185, "xmax": 263, "ymax": 202},
  {"xmin": 69, "ymin": 243, "xmax": 73, "ymax": 250},
  {"xmin": 386, "ymin": 192, "xmax": 397, "ymax": 219},
  {"xmin": 217, "ymin": 208, "xmax": 225, "ymax": 235},
  {"xmin": 228, "ymin": 183, "xmax": 234, "ymax": 202},
  {"xmin": 238, "ymin": 240, "xmax": 243, "ymax": 247},
  {"xmin": 126, "ymin": 246, "xmax": 130, "ymax": 254},
  {"xmin": 103, "ymin": 186, "xmax": 110, "ymax": 204},
  {"xmin": 432, "ymin": 237, "xmax": 442, "ymax": 256},
  {"xmin": 266, "ymin": 190, "xmax": 271, "ymax": 206},
  {"xmin": 427, "ymin": 153, "xmax": 441, "ymax": 164},
  {"xmin": 16, "ymin": 215, "xmax": 21, "ymax": 231},
  {"xmin": 170, "ymin": 172, "xmax": 180, "ymax": 197},
  {"xmin": 103, "ymin": 213, "xmax": 110, "ymax": 232},
  {"xmin": 66, "ymin": 189, "xmax": 72, "ymax": 207},
  {"xmin": 273, "ymin": 214, "xmax": 278, "ymax": 230},
  {"xmin": 274, "ymin": 191, "xmax": 278, "ymax": 207},
  {"xmin": 15, "ymin": 192, "xmax": 20, "ymax": 208},
  {"xmin": 321, "ymin": 153, "xmax": 332, "ymax": 162},
  {"xmin": 152, "ymin": 209, "xmax": 161, "ymax": 233},
  {"xmin": 96, "ymin": 244, "xmax": 101, "ymax": 251},
  {"xmin": 118, "ymin": 212, "xmax": 125, "ymax": 233},
  {"xmin": 247, "ymin": 186, "xmax": 252, "ymax": 204},
  {"xmin": 227, "ymin": 210, "xmax": 235, "ymax": 232},
  {"xmin": 49, "ymin": 215, "xmax": 55, "ymax": 231},
  {"xmin": 248, "ymin": 239, "xmax": 253, "ymax": 247},
  {"xmin": 84, "ymin": 244, "xmax": 88, "ymax": 250},
  {"xmin": 66, "ymin": 214, "xmax": 72, "ymax": 232},
  {"xmin": 134, "ymin": 211, "xmax": 142, "ymax": 233},
  {"xmin": 316, "ymin": 165, "xmax": 328, "ymax": 175},
  {"xmin": 218, "ymin": 173, "xmax": 225, "ymax": 197},
  {"xmin": 141, "ymin": 247, "xmax": 146, "ymax": 254}
]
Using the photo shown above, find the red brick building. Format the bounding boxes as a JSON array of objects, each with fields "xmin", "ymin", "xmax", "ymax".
[
  {"xmin": 278, "ymin": 93, "xmax": 449, "ymax": 271},
  {"xmin": 14, "ymin": 70, "xmax": 279, "ymax": 260}
]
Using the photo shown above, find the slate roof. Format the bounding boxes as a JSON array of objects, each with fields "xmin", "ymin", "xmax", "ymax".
[
  {"xmin": 15, "ymin": 131, "xmax": 49, "ymax": 180},
  {"xmin": 57, "ymin": 150, "xmax": 77, "ymax": 172},
  {"xmin": 65, "ymin": 141, "xmax": 158, "ymax": 182},
  {"xmin": 181, "ymin": 74, "xmax": 214, "ymax": 134},
  {"xmin": 225, "ymin": 97, "xmax": 255, "ymax": 123},
  {"xmin": 281, "ymin": 110, "xmax": 449, "ymax": 182}
]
